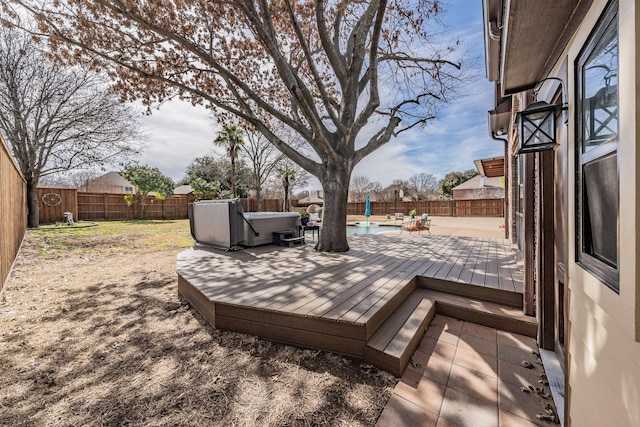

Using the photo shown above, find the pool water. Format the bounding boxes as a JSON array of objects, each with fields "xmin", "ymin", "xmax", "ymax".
[{"xmin": 346, "ymin": 224, "xmax": 399, "ymax": 235}]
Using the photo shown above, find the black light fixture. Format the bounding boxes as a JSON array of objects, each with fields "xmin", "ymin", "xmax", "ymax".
[
  {"xmin": 516, "ymin": 77, "xmax": 567, "ymax": 155},
  {"xmin": 517, "ymin": 101, "xmax": 561, "ymax": 154}
]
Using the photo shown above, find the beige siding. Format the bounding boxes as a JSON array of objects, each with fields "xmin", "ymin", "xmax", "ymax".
[{"xmin": 563, "ymin": 0, "xmax": 640, "ymax": 425}]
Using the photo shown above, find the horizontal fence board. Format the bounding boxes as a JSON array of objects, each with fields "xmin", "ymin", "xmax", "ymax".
[
  {"xmin": 347, "ymin": 199, "xmax": 503, "ymax": 217},
  {"xmin": 40, "ymin": 192, "xmax": 286, "ymax": 223},
  {"xmin": 38, "ymin": 190, "xmax": 503, "ymax": 224},
  {"xmin": 76, "ymin": 192, "xmax": 196, "ymax": 221}
]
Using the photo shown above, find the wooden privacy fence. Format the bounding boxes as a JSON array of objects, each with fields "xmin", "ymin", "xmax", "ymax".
[
  {"xmin": 77, "ymin": 192, "xmax": 195, "ymax": 221},
  {"xmin": 36, "ymin": 188, "xmax": 78, "ymax": 224},
  {"xmin": 37, "ymin": 189, "xmax": 285, "ymax": 223},
  {"xmin": 1, "ymin": 136, "xmax": 27, "ymax": 291},
  {"xmin": 347, "ymin": 199, "xmax": 504, "ymax": 217},
  {"xmin": 241, "ymin": 198, "xmax": 282, "ymax": 213}
]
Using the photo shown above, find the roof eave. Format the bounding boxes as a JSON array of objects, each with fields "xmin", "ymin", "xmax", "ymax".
[{"xmin": 490, "ymin": 0, "xmax": 594, "ymax": 95}]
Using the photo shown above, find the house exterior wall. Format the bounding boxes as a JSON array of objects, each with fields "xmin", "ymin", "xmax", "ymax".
[
  {"xmin": 452, "ymin": 187, "xmax": 504, "ymax": 200},
  {"xmin": 492, "ymin": 0, "xmax": 640, "ymax": 424},
  {"xmin": 558, "ymin": 0, "xmax": 640, "ymax": 425}
]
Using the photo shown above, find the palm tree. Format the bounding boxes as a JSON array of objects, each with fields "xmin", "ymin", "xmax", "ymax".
[
  {"xmin": 276, "ymin": 166, "xmax": 296, "ymax": 212},
  {"xmin": 214, "ymin": 125, "xmax": 245, "ymax": 198}
]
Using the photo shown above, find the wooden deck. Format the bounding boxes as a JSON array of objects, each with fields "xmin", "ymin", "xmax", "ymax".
[{"xmin": 177, "ymin": 233, "xmax": 533, "ymax": 376}]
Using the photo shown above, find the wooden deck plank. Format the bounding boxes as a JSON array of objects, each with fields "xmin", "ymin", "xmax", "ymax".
[
  {"xmin": 507, "ymin": 242, "xmax": 525, "ymax": 293},
  {"xmin": 239, "ymin": 235, "xmax": 406, "ymax": 311},
  {"xmin": 215, "ymin": 315, "xmax": 365, "ymax": 357},
  {"xmin": 315, "ymin": 237, "xmax": 449, "ymax": 321},
  {"xmin": 432, "ymin": 238, "xmax": 472, "ymax": 281},
  {"xmin": 469, "ymin": 239, "xmax": 490, "ymax": 286},
  {"xmin": 291, "ymin": 252, "xmax": 415, "ymax": 317},
  {"xmin": 342, "ymin": 254, "xmax": 439, "ymax": 323},
  {"xmin": 421, "ymin": 237, "xmax": 470, "ymax": 280},
  {"xmin": 483, "ymin": 240, "xmax": 501, "ymax": 289},
  {"xmin": 458, "ymin": 237, "xmax": 483, "ymax": 284},
  {"xmin": 214, "ymin": 302, "xmax": 365, "ymax": 339},
  {"xmin": 497, "ymin": 240, "xmax": 517, "ymax": 292},
  {"xmin": 333, "ymin": 238, "xmax": 453, "ymax": 323},
  {"xmin": 206, "ymin": 250, "xmax": 344, "ymax": 307},
  {"xmin": 276, "ymin": 244, "xmax": 406, "ymax": 314},
  {"xmin": 444, "ymin": 237, "xmax": 479, "ymax": 283}
]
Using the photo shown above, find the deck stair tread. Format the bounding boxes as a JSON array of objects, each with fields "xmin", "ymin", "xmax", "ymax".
[
  {"xmin": 272, "ymin": 230, "xmax": 305, "ymax": 247},
  {"xmin": 423, "ymin": 289, "xmax": 537, "ymax": 338},
  {"xmin": 364, "ymin": 287, "xmax": 536, "ymax": 377},
  {"xmin": 366, "ymin": 291, "xmax": 434, "ymax": 354},
  {"xmin": 364, "ymin": 289, "xmax": 436, "ymax": 376}
]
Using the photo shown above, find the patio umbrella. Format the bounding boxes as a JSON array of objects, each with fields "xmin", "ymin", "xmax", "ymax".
[{"xmin": 365, "ymin": 195, "xmax": 371, "ymax": 218}]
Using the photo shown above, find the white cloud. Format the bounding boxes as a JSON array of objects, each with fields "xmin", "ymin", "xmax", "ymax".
[{"xmin": 136, "ymin": 101, "xmax": 225, "ymax": 182}]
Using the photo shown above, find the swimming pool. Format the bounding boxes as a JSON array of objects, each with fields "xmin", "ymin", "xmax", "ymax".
[{"xmin": 346, "ymin": 223, "xmax": 400, "ymax": 235}]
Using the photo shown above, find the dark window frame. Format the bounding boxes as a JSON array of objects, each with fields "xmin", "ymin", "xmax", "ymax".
[{"xmin": 575, "ymin": 0, "xmax": 619, "ymax": 292}]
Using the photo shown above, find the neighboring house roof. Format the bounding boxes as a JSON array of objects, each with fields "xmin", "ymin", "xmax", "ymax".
[
  {"xmin": 298, "ymin": 190, "xmax": 324, "ymax": 204},
  {"xmin": 452, "ymin": 175, "xmax": 503, "ymax": 191},
  {"xmin": 173, "ymin": 184, "xmax": 194, "ymax": 195},
  {"xmin": 84, "ymin": 171, "xmax": 134, "ymax": 193},
  {"xmin": 89, "ymin": 171, "xmax": 133, "ymax": 187}
]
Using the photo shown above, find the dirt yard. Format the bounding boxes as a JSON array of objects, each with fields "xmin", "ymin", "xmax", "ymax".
[{"xmin": 0, "ymin": 220, "xmax": 395, "ymax": 426}]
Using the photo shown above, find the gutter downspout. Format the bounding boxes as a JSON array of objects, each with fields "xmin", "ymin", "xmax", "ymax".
[{"xmin": 491, "ymin": 132, "xmax": 509, "ymax": 240}]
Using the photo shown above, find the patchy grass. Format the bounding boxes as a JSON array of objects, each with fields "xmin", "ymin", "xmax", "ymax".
[
  {"xmin": 0, "ymin": 220, "xmax": 395, "ymax": 426},
  {"xmin": 31, "ymin": 219, "xmax": 194, "ymax": 257}
]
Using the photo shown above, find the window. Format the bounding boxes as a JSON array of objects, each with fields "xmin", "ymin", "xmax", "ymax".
[{"xmin": 576, "ymin": 1, "xmax": 619, "ymax": 292}]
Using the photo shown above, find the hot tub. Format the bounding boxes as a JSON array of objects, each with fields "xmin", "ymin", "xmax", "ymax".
[
  {"xmin": 242, "ymin": 212, "xmax": 301, "ymax": 247},
  {"xmin": 189, "ymin": 199, "xmax": 245, "ymax": 250},
  {"xmin": 189, "ymin": 199, "xmax": 301, "ymax": 249}
]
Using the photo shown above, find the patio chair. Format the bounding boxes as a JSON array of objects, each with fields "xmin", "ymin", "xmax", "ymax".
[
  {"xmin": 401, "ymin": 216, "xmax": 431, "ymax": 234},
  {"xmin": 419, "ymin": 218, "xmax": 431, "ymax": 235}
]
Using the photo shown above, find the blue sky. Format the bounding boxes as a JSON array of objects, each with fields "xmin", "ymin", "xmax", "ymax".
[{"xmin": 137, "ymin": 1, "xmax": 500, "ymax": 189}]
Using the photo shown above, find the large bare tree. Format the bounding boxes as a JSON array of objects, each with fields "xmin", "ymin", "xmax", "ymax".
[
  {"xmin": 241, "ymin": 126, "xmax": 285, "ymax": 211},
  {"xmin": 0, "ymin": 25, "xmax": 142, "ymax": 227},
  {"xmin": 2, "ymin": 0, "xmax": 464, "ymax": 250},
  {"xmin": 408, "ymin": 172, "xmax": 438, "ymax": 200},
  {"xmin": 350, "ymin": 175, "xmax": 374, "ymax": 202}
]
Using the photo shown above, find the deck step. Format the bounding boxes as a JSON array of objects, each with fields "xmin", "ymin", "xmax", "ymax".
[
  {"xmin": 363, "ymin": 287, "xmax": 537, "ymax": 377},
  {"xmin": 364, "ymin": 291, "xmax": 437, "ymax": 377},
  {"xmin": 272, "ymin": 230, "xmax": 305, "ymax": 247},
  {"xmin": 426, "ymin": 289, "xmax": 537, "ymax": 338},
  {"xmin": 418, "ymin": 275, "xmax": 523, "ymax": 309}
]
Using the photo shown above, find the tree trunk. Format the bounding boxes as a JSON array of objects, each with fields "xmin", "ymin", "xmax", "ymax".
[
  {"xmin": 26, "ymin": 179, "xmax": 40, "ymax": 228},
  {"xmin": 283, "ymin": 177, "xmax": 290, "ymax": 212},
  {"xmin": 231, "ymin": 157, "xmax": 237, "ymax": 198},
  {"xmin": 138, "ymin": 195, "xmax": 147, "ymax": 220},
  {"xmin": 316, "ymin": 164, "xmax": 351, "ymax": 252},
  {"xmin": 256, "ymin": 186, "xmax": 262, "ymax": 212}
]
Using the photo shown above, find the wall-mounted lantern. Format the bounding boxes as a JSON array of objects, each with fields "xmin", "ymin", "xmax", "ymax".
[
  {"xmin": 516, "ymin": 77, "xmax": 567, "ymax": 155},
  {"xmin": 517, "ymin": 101, "xmax": 562, "ymax": 154}
]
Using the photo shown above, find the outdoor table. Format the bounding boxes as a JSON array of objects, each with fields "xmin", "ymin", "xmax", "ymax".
[{"xmin": 302, "ymin": 225, "xmax": 320, "ymax": 240}]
